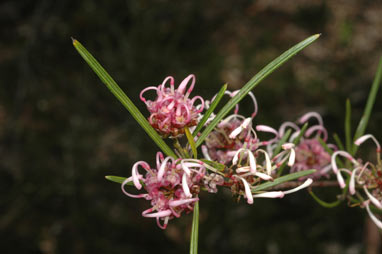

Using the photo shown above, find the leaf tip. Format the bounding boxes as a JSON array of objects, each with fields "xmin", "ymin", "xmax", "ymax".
[{"xmin": 71, "ymin": 37, "xmax": 79, "ymax": 46}]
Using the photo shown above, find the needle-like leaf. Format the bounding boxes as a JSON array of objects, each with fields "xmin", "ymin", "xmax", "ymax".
[
  {"xmin": 190, "ymin": 201, "xmax": 199, "ymax": 254},
  {"xmin": 192, "ymin": 84, "xmax": 227, "ymax": 137},
  {"xmin": 352, "ymin": 56, "xmax": 382, "ymax": 155},
  {"xmin": 196, "ymin": 34, "xmax": 321, "ymax": 148},
  {"xmin": 73, "ymin": 39, "xmax": 177, "ymax": 158},
  {"xmin": 252, "ymin": 169, "xmax": 316, "ymax": 192}
]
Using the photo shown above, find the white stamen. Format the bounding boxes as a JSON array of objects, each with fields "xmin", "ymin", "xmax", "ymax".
[
  {"xmin": 283, "ymin": 178, "xmax": 313, "ymax": 195},
  {"xmin": 298, "ymin": 112, "xmax": 323, "ymax": 126},
  {"xmin": 349, "ymin": 167, "xmax": 360, "ymax": 195},
  {"xmin": 169, "ymin": 198, "xmax": 199, "ymax": 207},
  {"xmin": 331, "ymin": 151, "xmax": 357, "ymax": 174},
  {"xmin": 142, "ymin": 209, "xmax": 172, "ymax": 218},
  {"xmin": 182, "ymin": 173, "xmax": 192, "ymax": 198},
  {"xmin": 132, "ymin": 162, "xmax": 143, "ymax": 189},
  {"xmin": 248, "ymin": 151, "xmax": 257, "ymax": 174},
  {"xmin": 256, "ymin": 125, "xmax": 278, "ymax": 135},
  {"xmin": 229, "ymin": 118, "xmax": 252, "ymax": 139},
  {"xmin": 181, "ymin": 161, "xmax": 192, "ymax": 176},
  {"xmin": 253, "ymin": 191, "xmax": 284, "ymax": 198},
  {"xmin": 366, "ymin": 202, "xmax": 382, "ymax": 229},
  {"xmin": 236, "ymin": 167, "xmax": 250, "ymax": 173},
  {"xmin": 201, "ymin": 145, "xmax": 212, "ymax": 160},
  {"xmin": 158, "ymin": 157, "xmax": 171, "ymax": 181},
  {"xmin": 364, "ymin": 186, "xmax": 382, "ymax": 209},
  {"xmin": 254, "ymin": 172, "xmax": 273, "ymax": 181},
  {"xmin": 355, "ymin": 134, "xmax": 381, "ymax": 151},
  {"xmin": 240, "ymin": 177, "xmax": 253, "ymax": 204},
  {"xmin": 288, "ymin": 148, "xmax": 296, "ymax": 166},
  {"xmin": 282, "ymin": 143, "xmax": 295, "ymax": 150},
  {"xmin": 336, "ymin": 170, "xmax": 346, "ymax": 189}
]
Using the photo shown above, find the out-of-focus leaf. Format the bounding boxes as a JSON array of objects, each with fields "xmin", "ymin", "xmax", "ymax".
[
  {"xmin": 333, "ymin": 133, "xmax": 345, "ymax": 151},
  {"xmin": 345, "ymin": 99, "xmax": 352, "ymax": 152},
  {"xmin": 352, "ymin": 56, "xmax": 382, "ymax": 155},
  {"xmin": 272, "ymin": 129, "xmax": 292, "ymax": 157}
]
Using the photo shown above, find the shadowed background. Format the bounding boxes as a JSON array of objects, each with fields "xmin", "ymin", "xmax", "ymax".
[{"xmin": 1, "ymin": 0, "xmax": 381, "ymax": 253}]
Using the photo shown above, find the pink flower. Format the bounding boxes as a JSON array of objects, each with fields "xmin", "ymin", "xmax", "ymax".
[
  {"xmin": 140, "ymin": 74, "xmax": 204, "ymax": 138},
  {"xmin": 267, "ymin": 112, "xmax": 335, "ymax": 179},
  {"xmin": 203, "ymin": 115, "xmax": 259, "ymax": 165},
  {"xmin": 202, "ymin": 90, "xmax": 259, "ymax": 165},
  {"xmin": 345, "ymin": 134, "xmax": 382, "ymax": 229},
  {"xmin": 292, "ymin": 139, "xmax": 331, "ymax": 179},
  {"xmin": 121, "ymin": 152, "xmax": 204, "ymax": 229}
]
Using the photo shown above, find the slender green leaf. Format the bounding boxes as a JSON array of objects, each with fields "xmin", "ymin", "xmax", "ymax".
[
  {"xmin": 193, "ymin": 84, "xmax": 227, "ymax": 137},
  {"xmin": 200, "ymin": 159, "xmax": 226, "ymax": 172},
  {"xmin": 352, "ymin": 56, "xmax": 382, "ymax": 155},
  {"xmin": 196, "ymin": 34, "xmax": 320, "ymax": 148},
  {"xmin": 318, "ymin": 137, "xmax": 334, "ymax": 155},
  {"xmin": 273, "ymin": 129, "xmax": 292, "ymax": 156},
  {"xmin": 105, "ymin": 175, "xmax": 131, "ymax": 184},
  {"xmin": 73, "ymin": 39, "xmax": 177, "ymax": 158},
  {"xmin": 252, "ymin": 169, "xmax": 316, "ymax": 192},
  {"xmin": 190, "ymin": 201, "xmax": 199, "ymax": 254},
  {"xmin": 105, "ymin": 175, "xmax": 145, "ymax": 187},
  {"xmin": 333, "ymin": 133, "xmax": 345, "ymax": 151},
  {"xmin": 309, "ymin": 190, "xmax": 341, "ymax": 208},
  {"xmin": 185, "ymin": 127, "xmax": 197, "ymax": 159},
  {"xmin": 345, "ymin": 99, "xmax": 352, "ymax": 152},
  {"xmin": 276, "ymin": 124, "xmax": 308, "ymax": 177},
  {"xmin": 292, "ymin": 123, "xmax": 308, "ymax": 145}
]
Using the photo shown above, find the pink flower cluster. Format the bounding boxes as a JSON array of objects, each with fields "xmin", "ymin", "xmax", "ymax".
[
  {"xmin": 202, "ymin": 90, "xmax": 259, "ymax": 165},
  {"xmin": 260, "ymin": 112, "xmax": 334, "ymax": 179},
  {"xmin": 120, "ymin": 75, "xmax": 319, "ymax": 229},
  {"xmin": 332, "ymin": 134, "xmax": 382, "ymax": 229},
  {"xmin": 140, "ymin": 74, "xmax": 204, "ymax": 138},
  {"xmin": 122, "ymin": 152, "xmax": 206, "ymax": 229}
]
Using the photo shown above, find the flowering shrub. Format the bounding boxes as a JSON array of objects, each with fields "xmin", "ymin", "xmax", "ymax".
[{"xmin": 73, "ymin": 34, "xmax": 382, "ymax": 253}]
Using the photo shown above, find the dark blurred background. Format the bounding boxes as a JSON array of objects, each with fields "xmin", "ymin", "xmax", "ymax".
[{"xmin": 1, "ymin": 0, "xmax": 381, "ymax": 253}]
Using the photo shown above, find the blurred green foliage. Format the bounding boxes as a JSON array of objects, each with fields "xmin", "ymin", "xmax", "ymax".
[{"xmin": 0, "ymin": 0, "xmax": 381, "ymax": 253}]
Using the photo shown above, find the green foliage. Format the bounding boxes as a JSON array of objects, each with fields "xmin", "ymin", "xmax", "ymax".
[
  {"xmin": 192, "ymin": 84, "xmax": 227, "ymax": 137},
  {"xmin": 73, "ymin": 39, "xmax": 177, "ymax": 158},
  {"xmin": 252, "ymin": 170, "xmax": 316, "ymax": 192},
  {"xmin": 195, "ymin": 34, "xmax": 321, "ymax": 148},
  {"xmin": 351, "ymin": 57, "xmax": 382, "ymax": 155},
  {"xmin": 190, "ymin": 201, "xmax": 199, "ymax": 254}
]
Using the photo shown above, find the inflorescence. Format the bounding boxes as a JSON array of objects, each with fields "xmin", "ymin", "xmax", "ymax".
[{"xmin": 120, "ymin": 74, "xmax": 381, "ymax": 230}]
